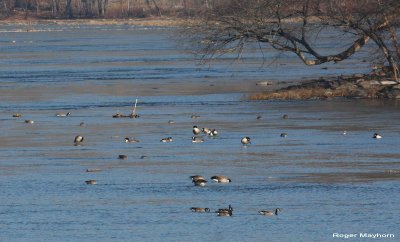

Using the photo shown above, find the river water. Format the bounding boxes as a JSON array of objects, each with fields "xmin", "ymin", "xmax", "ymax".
[{"xmin": 0, "ymin": 23, "xmax": 399, "ymax": 241}]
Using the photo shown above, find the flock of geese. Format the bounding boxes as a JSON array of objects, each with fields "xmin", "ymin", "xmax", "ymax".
[
  {"xmin": 189, "ymin": 174, "xmax": 281, "ymax": 217},
  {"xmin": 14, "ymin": 109, "xmax": 384, "ymax": 218}
]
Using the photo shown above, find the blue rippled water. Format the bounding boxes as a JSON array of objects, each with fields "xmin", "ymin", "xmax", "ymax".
[{"xmin": 0, "ymin": 23, "xmax": 399, "ymax": 241}]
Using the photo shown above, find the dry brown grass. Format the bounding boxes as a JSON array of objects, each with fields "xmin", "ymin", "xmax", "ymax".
[{"xmin": 249, "ymin": 85, "xmax": 372, "ymax": 100}]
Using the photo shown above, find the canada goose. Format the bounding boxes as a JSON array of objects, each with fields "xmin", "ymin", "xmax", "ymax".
[
  {"xmin": 118, "ymin": 155, "xmax": 128, "ymax": 159},
  {"xmin": 190, "ymin": 175, "xmax": 205, "ymax": 182},
  {"xmin": 12, "ymin": 113, "xmax": 22, "ymax": 118},
  {"xmin": 191, "ymin": 207, "xmax": 210, "ymax": 213},
  {"xmin": 373, "ymin": 133, "xmax": 382, "ymax": 139},
  {"xmin": 112, "ymin": 113, "xmax": 139, "ymax": 118},
  {"xmin": 86, "ymin": 169, "xmax": 101, "ymax": 173},
  {"xmin": 256, "ymin": 115, "xmax": 262, "ymax": 120},
  {"xmin": 160, "ymin": 137, "xmax": 173, "ymax": 142},
  {"xmin": 191, "ymin": 115, "xmax": 200, "ymax": 119},
  {"xmin": 85, "ymin": 180, "xmax": 97, "ymax": 185},
  {"xmin": 280, "ymin": 133, "xmax": 288, "ymax": 137},
  {"xmin": 211, "ymin": 175, "xmax": 231, "ymax": 183},
  {"xmin": 258, "ymin": 208, "xmax": 282, "ymax": 216},
  {"xmin": 211, "ymin": 129, "xmax": 218, "ymax": 136},
  {"xmin": 202, "ymin": 127, "xmax": 210, "ymax": 134},
  {"xmin": 193, "ymin": 179, "xmax": 207, "ymax": 186},
  {"xmin": 192, "ymin": 136, "xmax": 204, "ymax": 143},
  {"xmin": 79, "ymin": 122, "xmax": 85, "ymax": 127},
  {"xmin": 216, "ymin": 205, "xmax": 233, "ymax": 216},
  {"xmin": 217, "ymin": 204, "xmax": 233, "ymax": 212},
  {"xmin": 282, "ymin": 114, "xmax": 289, "ymax": 119},
  {"xmin": 193, "ymin": 126, "xmax": 201, "ymax": 135},
  {"xmin": 56, "ymin": 112, "xmax": 70, "ymax": 117},
  {"xmin": 125, "ymin": 137, "xmax": 139, "ymax": 143},
  {"xmin": 241, "ymin": 137, "xmax": 251, "ymax": 145},
  {"xmin": 25, "ymin": 120, "xmax": 34, "ymax": 124},
  {"xmin": 74, "ymin": 135, "xmax": 84, "ymax": 145}
]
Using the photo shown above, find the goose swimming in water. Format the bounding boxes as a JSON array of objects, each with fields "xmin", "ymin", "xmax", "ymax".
[
  {"xmin": 193, "ymin": 126, "xmax": 201, "ymax": 135},
  {"xmin": 373, "ymin": 133, "xmax": 382, "ymax": 139},
  {"xmin": 258, "ymin": 208, "xmax": 282, "ymax": 216},
  {"xmin": 192, "ymin": 136, "xmax": 204, "ymax": 143},
  {"xmin": 25, "ymin": 119, "xmax": 34, "ymax": 124},
  {"xmin": 216, "ymin": 205, "xmax": 233, "ymax": 216},
  {"xmin": 193, "ymin": 179, "xmax": 207, "ymax": 187},
  {"xmin": 118, "ymin": 155, "xmax": 128, "ymax": 159},
  {"xmin": 74, "ymin": 135, "xmax": 84, "ymax": 145},
  {"xmin": 56, "ymin": 112, "xmax": 70, "ymax": 117},
  {"xmin": 160, "ymin": 137, "xmax": 173, "ymax": 142},
  {"xmin": 202, "ymin": 127, "xmax": 210, "ymax": 134},
  {"xmin": 241, "ymin": 137, "xmax": 251, "ymax": 145},
  {"xmin": 125, "ymin": 137, "xmax": 139, "ymax": 143},
  {"xmin": 191, "ymin": 207, "xmax": 210, "ymax": 213},
  {"xmin": 211, "ymin": 175, "xmax": 231, "ymax": 183},
  {"xmin": 190, "ymin": 175, "xmax": 205, "ymax": 182},
  {"xmin": 85, "ymin": 180, "xmax": 97, "ymax": 185}
]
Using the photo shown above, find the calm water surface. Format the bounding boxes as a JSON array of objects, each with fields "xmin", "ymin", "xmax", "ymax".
[{"xmin": 0, "ymin": 23, "xmax": 399, "ymax": 241}]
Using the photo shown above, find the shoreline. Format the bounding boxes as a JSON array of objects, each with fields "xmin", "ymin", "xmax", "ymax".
[
  {"xmin": 0, "ymin": 16, "xmax": 187, "ymax": 27},
  {"xmin": 250, "ymin": 68, "xmax": 400, "ymax": 100}
]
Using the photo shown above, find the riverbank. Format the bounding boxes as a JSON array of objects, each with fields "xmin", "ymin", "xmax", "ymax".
[
  {"xmin": 250, "ymin": 67, "xmax": 400, "ymax": 100},
  {"xmin": 0, "ymin": 15, "xmax": 186, "ymax": 27}
]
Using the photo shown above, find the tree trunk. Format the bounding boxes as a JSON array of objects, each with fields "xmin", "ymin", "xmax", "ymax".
[
  {"xmin": 151, "ymin": 0, "xmax": 161, "ymax": 16},
  {"xmin": 66, "ymin": 0, "xmax": 73, "ymax": 18}
]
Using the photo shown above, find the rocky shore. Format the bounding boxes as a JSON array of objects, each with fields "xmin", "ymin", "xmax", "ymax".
[{"xmin": 250, "ymin": 67, "xmax": 400, "ymax": 100}]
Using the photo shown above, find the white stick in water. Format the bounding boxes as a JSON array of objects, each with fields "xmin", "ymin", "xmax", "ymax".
[{"xmin": 132, "ymin": 98, "xmax": 138, "ymax": 115}]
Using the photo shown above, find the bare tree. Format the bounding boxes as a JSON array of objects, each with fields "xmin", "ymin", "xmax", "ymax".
[{"xmin": 185, "ymin": 0, "xmax": 400, "ymax": 81}]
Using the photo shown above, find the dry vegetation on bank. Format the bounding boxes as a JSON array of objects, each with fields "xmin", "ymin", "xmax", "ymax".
[{"xmin": 250, "ymin": 67, "xmax": 400, "ymax": 100}]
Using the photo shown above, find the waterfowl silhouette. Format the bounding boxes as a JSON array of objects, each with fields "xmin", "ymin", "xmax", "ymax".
[
  {"xmin": 191, "ymin": 115, "xmax": 200, "ymax": 119},
  {"xmin": 160, "ymin": 137, "xmax": 173, "ymax": 142},
  {"xmin": 85, "ymin": 180, "xmax": 97, "ymax": 185},
  {"xmin": 118, "ymin": 155, "xmax": 128, "ymax": 159},
  {"xmin": 282, "ymin": 114, "xmax": 289, "ymax": 119},
  {"xmin": 125, "ymin": 137, "xmax": 139, "ymax": 143},
  {"xmin": 216, "ymin": 205, "xmax": 233, "ymax": 216},
  {"xmin": 280, "ymin": 133, "xmax": 288, "ymax": 138},
  {"xmin": 258, "ymin": 208, "xmax": 282, "ymax": 216},
  {"xmin": 192, "ymin": 136, "xmax": 204, "ymax": 143},
  {"xmin": 190, "ymin": 175, "xmax": 205, "ymax": 182},
  {"xmin": 56, "ymin": 112, "xmax": 70, "ymax": 117},
  {"xmin": 193, "ymin": 126, "xmax": 201, "ymax": 135},
  {"xmin": 211, "ymin": 175, "xmax": 231, "ymax": 183},
  {"xmin": 25, "ymin": 120, "xmax": 34, "ymax": 124},
  {"xmin": 191, "ymin": 207, "xmax": 210, "ymax": 213},
  {"xmin": 12, "ymin": 113, "xmax": 22, "ymax": 118},
  {"xmin": 373, "ymin": 133, "xmax": 382, "ymax": 139},
  {"xmin": 202, "ymin": 127, "xmax": 210, "ymax": 134},
  {"xmin": 193, "ymin": 179, "xmax": 207, "ymax": 187},
  {"xmin": 74, "ymin": 135, "xmax": 84, "ymax": 145},
  {"xmin": 241, "ymin": 137, "xmax": 251, "ymax": 145},
  {"xmin": 211, "ymin": 129, "xmax": 218, "ymax": 136},
  {"xmin": 86, "ymin": 169, "xmax": 101, "ymax": 173},
  {"xmin": 113, "ymin": 113, "xmax": 139, "ymax": 118}
]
